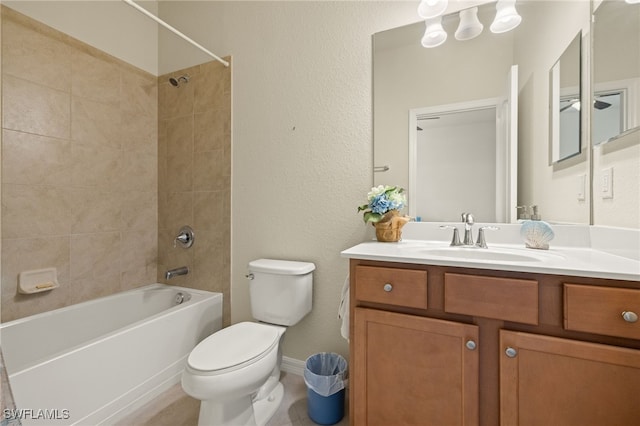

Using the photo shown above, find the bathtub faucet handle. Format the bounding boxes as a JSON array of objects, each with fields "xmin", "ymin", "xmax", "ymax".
[{"xmin": 174, "ymin": 226, "xmax": 194, "ymax": 249}]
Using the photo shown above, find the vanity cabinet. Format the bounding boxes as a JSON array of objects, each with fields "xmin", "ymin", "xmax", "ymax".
[{"xmin": 349, "ymin": 260, "xmax": 640, "ymax": 426}]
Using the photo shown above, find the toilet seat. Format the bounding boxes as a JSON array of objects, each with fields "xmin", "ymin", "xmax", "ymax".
[{"xmin": 187, "ymin": 322, "xmax": 280, "ymax": 374}]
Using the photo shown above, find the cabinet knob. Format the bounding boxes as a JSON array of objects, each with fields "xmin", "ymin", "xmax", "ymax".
[
  {"xmin": 465, "ymin": 340, "xmax": 477, "ymax": 350},
  {"xmin": 383, "ymin": 283, "xmax": 393, "ymax": 292},
  {"xmin": 622, "ymin": 311, "xmax": 638, "ymax": 323},
  {"xmin": 505, "ymin": 347, "xmax": 518, "ymax": 358}
]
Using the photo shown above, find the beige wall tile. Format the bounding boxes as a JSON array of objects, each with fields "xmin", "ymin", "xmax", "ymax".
[
  {"xmin": 70, "ymin": 232, "xmax": 121, "ymax": 281},
  {"xmin": 71, "ymin": 96, "xmax": 122, "ymax": 149},
  {"xmin": 120, "ymin": 228, "xmax": 158, "ymax": 282},
  {"xmin": 193, "ymin": 150, "xmax": 225, "ymax": 191},
  {"xmin": 194, "ymin": 109, "xmax": 228, "ymax": 153},
  {"xmin": 2, "ymin": 74, "xmax": 70, "ymax": 139},
  {"xmin": 122, "ymin": 112, "xmax": 157, "ymax": 155},
  {"xmin": 120, "ymin": 191, "xmax": 157, "ymax": 231},
  {"xmin": 69, "ymin": 143, "xmax": 122, "ymax": 189},
  {"xmin": 71, "ymin": 50, "xmax": 120, "ymax": 105},
  {"xmin": 69, "ymin": 188, "xmax": 121, "ymax": 234},
  {"xmin": 68, "ymin": 273, "xmax": 122, "ymax": 306},
  {"xmin": 2, "ymin": 129, "xmax": 72, "ymax": 186},
  {"xmin": 119, "ymin": 151, "xmax": 157, "ymax": 192},
  {"xmin": 165, "ymin": 115, "xmax": 194, "ymax": 157},
  {"xmin": 194, "ymin": 61, "xmax": 229, "ymax": 113},
  {"xmin": 158, "ymin": 80, "xmax": 194, "ymax": 120},
  {"xmin": 164, "ymin": 153, "xmax": 193, "ymax": 193},
  {"xmin": 1, "ymin": 18, "xmax": 72, "ymax": 92},
  {"xmin": 158, "ymin": 191, "xmax": 193, "ymax": 232},
  {"xmin": 193, "ymin": 191, "xmax": 225, "ymax": 231},
  {"xmin": 2, "ymin": 184, "xmax": 72, "ymax": 239},
  {"xmin": 121, "ymin": 70, "xmax": 157, "ymax": 117}
]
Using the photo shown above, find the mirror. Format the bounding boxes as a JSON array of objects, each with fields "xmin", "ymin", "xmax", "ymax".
[
  {"xmin": 591, "ymin": 0, "xmax": 640, "ymax": 229},
  {"xmin": 374, "ymin": 0, "xmax": 593, "ymax": 225},
  {"xmin": 592, "ymin": 0, "xmax": 639, "ymax": 145},
  {"xmin": 549, "ymin": 33, "xmax": 581, "ymax": 163}
]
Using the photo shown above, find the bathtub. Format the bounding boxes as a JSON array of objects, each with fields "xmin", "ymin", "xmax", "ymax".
[{"xmin": 0, "ymin": 284, "xmax": 222, "ymax": 426}]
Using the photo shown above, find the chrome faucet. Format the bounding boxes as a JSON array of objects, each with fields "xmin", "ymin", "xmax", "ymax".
[
  {"xmin": 165, "ymin": 266, "xmax": 189, "ymax": 280},
  {"xmin": 462, "ymin": 213, "xmax": 475, "ymax": 246}
]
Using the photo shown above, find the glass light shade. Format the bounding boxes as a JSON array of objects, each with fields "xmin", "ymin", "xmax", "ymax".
[
  {"xmin": 418, "ymin": 0, "xmax": 448, "ymax": 19},
  {"xmin": 625, "ymin": 0, "xmax": 640, "ymax": 4},
  {"xmin": 455, "ymin": 7, "xmax": 484, "ymax": 41},
  {"xmin": 490, "ymin": 0, "xmax": 522, "ymax": 34},
  {"xmin": 421, "ymin": 17, "xmax": 448, "ymax": 48}
]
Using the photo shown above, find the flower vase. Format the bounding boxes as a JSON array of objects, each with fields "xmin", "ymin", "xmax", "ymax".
[{"xmin": 373, "ymin": 210, "xmax": 410, "ymax": 242}]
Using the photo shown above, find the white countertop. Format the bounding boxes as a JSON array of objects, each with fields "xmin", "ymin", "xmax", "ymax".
[{"xmin": 341, "ymin": 223, "xmax": 640, "ymax": 282}]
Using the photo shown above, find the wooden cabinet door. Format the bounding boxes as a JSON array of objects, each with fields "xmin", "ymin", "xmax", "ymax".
[
  {"xmin": 353, "ymin": 307, "xmax": 479, "ymax": 426},
  {"xmin": 500, "ymin": 330, "xmax": 640, "ymax": 426}
]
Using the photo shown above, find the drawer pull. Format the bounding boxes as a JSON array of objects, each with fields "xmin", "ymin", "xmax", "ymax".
[
  {"xmin": 465, "ymin": 340, "xmax": 477, "ymax": 350},
  {"xmin": 622, "ymin": 311, "xmax": 638, "ymax": 323},
  {"xmin": 505, "ymin": 347, "xmax": 518, "ymax": 358},
  {"xmin": 383, "ymin": 283, "xmax": 393, "ymax": 292}
]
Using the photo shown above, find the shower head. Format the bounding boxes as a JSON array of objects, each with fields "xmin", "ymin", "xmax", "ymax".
[{"xmin": 169, "ymin": 75, "xmax": 190, "ymax": 87}]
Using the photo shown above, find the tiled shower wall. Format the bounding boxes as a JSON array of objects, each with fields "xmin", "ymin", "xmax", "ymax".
[
  {"xmin": 1, "ymin": 7, "xmax": 231, "ymax": 323},
  {"xmin": 1, "ymin": 7, "xmax": 158, "ymax": 321},
  {"xmin": 157, "ymin": 61, "xmax": 231, "ymax": 326}
]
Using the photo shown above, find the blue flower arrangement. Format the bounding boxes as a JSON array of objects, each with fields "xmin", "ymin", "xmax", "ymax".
[{"xmin": 358, "ymin": 185, "xmax": 407, "ymax": 224}]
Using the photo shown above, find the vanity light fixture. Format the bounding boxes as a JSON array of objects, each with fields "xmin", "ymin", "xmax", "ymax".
[
  {"xmin": 624, "ymin": 0, "xmax": 640, "ymax": 4},
  {"xmin": 455, "ymin": 7, "xmax": 484, "ymax": 41},
  {"xmin": 422, "ymin": 17, "xmax": 448, "ymax": 48},
  {"xmin": 418, "ymin": 0, "xmax": 448, "ymax": 19},
  {"xmin": 490, "ymin": 0, "xmax": 522, "ymax": 33}
]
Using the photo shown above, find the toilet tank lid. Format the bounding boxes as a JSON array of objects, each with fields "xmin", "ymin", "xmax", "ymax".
[{"xmin": 249, "ymin": 259, "xmax": 316, "ymax": 275}]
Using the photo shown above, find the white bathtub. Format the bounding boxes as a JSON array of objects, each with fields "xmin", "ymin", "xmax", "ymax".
[{"xmin": 0, "ymin": 284, "xmax": 222, "ymax": 426}]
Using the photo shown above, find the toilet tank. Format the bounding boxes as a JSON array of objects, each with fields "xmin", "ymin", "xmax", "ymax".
[{"xmin": 248, "ymin": 259, "xmax": 315, "ymax": 326}]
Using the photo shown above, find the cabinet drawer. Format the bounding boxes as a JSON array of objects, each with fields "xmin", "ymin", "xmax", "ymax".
[
  {"xmin": 564, "ymin": 284, "xmax": 640, "ymax": 340},
  {"xmin": 444, "ymin": 273, "xmax": 538, "ymax": 324},
  {"xmin": 354, "ymin": 265, "xmax": 428, "ymax": 309}
]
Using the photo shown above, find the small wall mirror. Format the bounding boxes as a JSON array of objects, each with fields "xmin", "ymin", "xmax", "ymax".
[{"xmin": 549, "ymin": 32, "xmax": 581, "ymax": 163}]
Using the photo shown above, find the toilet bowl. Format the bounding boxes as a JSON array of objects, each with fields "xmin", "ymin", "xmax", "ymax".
[
  {"xmin": 182, "ymin": 259, "xmax": 315, "ymax": 426},
  {"xmin": 182, "ymin": 322, "xmax": 286, "ymax": 426}
]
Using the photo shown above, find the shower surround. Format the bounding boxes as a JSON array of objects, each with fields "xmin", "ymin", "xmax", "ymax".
[{"xmin": 0, "ymin": 6, "xmax": 231, "ymax": 323}]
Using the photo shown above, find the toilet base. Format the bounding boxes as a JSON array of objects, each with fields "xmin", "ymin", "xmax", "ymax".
[
  {"xmin": 253, "ymin": 382, "xmax": 284, "ymax": 426},
  {"xmin": 195, "ymin": 380, "xmax": 284, "ymax": 426}
]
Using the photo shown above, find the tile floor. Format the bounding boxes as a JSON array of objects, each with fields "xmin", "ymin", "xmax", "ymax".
[{"xmin": 118, "ymin": 372, "xmax": 349, "ymax": 426}]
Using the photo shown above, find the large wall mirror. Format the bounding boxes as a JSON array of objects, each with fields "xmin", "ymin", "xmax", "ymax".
[
  {"xmin": 591, "ymin": 0, "xmax": 640, "ymax": 228},
  {"xmin": 374, "ymin": 0, "xmax": 595, "ymax": 225}
]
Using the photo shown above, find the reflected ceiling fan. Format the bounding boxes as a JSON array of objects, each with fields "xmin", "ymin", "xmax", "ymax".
[{"xmin": 560, "ymin": 97, "xmax": 612, "ymax": 112}]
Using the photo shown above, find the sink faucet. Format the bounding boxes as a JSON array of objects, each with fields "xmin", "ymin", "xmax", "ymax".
[
  {"xmin": 462, "ymin": 213, "xmax": 475, "ymax": 246},
  {"xmin": 165, "ymin": 266, "xmax": 189, "ymax": 280}
]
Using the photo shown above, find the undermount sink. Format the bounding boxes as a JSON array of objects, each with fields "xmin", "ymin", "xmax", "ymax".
[{"xmin": 418, "ymin": 247, "xmax": 561, "ymax": 263}]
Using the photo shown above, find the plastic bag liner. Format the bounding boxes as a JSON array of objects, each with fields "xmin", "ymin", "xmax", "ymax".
[{"xmin": 303, "ymin": 352, "xmax": 348, "ymax": 397}]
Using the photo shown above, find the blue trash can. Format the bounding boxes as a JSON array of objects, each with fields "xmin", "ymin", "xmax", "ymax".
[{"xmin": 303, "ymin": 352, "xmax": 348, "ymax": 425}]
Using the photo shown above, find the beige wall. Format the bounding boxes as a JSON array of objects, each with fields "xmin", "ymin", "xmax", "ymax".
[
  {"xmin": 157, "ymin": 60, "xmax": 232, "ymax": 326},
  {"xmin": 1, "ymin": 7, "xmax": 158, "ymax": 321}
]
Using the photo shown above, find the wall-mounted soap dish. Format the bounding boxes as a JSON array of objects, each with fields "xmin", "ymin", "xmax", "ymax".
[{"xmin": 18, "ymin": 267, "xmax": 59, "ymax": 294}]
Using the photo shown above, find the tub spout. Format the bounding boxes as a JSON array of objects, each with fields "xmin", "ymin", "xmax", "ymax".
[{"xmin": 165, "ymin": 266, "xmax": 189, "ymax": 280}]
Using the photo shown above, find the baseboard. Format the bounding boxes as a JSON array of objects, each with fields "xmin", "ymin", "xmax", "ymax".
[{"xmin": 281, "ymin": 356, "xmax": 305, "ymax": 376}]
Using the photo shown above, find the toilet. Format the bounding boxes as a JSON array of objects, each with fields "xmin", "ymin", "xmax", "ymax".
[{"xmin": 181, "ymin": 259, "xmax": 315, "ymax": 426}]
